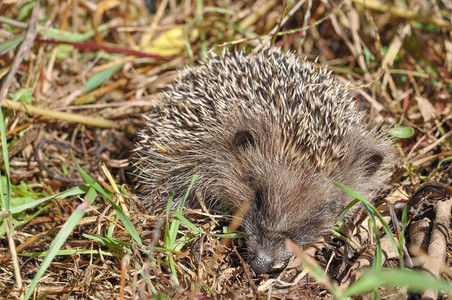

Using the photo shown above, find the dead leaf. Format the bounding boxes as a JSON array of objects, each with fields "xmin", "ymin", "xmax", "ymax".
[
  {"xmin": 415, "ymin": 96, "xmax": 438, "ymax": 123},
  {"xmin": 145, "ymin": 27, "xmax": 198, "ymax": 57}
]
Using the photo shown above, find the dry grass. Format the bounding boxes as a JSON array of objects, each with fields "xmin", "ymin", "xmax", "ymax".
[{"xmin": 0, "ymin": 0, "xmax": 451, "ymax": 299}]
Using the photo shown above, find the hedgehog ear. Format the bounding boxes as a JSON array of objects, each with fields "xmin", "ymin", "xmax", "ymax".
[
  {"xmin": 363, "ymin": 152, "xmax": 384, "ymax": 176},
  {"xmin": 233, "ymin": 130, "xmax": 255, "ymax": 150}
]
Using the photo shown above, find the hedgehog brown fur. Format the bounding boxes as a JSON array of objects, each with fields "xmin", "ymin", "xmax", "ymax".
[{"xmin": 134, "ymin": 47, "xmax": 393, "ymax": 274}]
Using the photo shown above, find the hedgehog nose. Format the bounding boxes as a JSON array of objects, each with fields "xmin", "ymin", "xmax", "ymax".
[{"xmin": 249, "ymin": 250, "xmax": 275, "ymax": 274}]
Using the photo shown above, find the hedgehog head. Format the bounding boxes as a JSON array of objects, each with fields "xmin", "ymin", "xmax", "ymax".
[{"xmin": 206, "ymin": 111, "xmax": 389, "ymax": 274}]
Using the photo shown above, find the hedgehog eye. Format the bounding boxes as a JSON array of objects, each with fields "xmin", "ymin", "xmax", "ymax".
[
  {"xmin": 233, "ymin": 130, "xmax": 254, "ymax": 150},
  {"xmin": 254, "ymin": 188, "xmax": 264, "ymax": 210},
  {"xmin": 281, "ymin": 230, "xmax": 293, "ymax": 239},
  {"xmin": 364, "ymin": 153, "xmax": 384, "ymax": 176}
]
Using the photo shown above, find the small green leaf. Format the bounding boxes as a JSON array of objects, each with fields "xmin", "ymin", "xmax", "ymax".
[
  {"xmin": 18, "ymin": 1, "xmax": 35, "ymax": 21},
  {"xmin": 84, "ymin": 65, "xmax": 121, "ymax": 93},
  {"xmin": 8, "ymin": 89, "xmax": 35, "ymax": 104},
  {"xmin": 388, "ymin": 127, "xmax": 414, "ymax": 138}
]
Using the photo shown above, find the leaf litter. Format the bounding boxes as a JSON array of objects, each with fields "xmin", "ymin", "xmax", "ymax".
[{"xmin": 0, "ymin": 0, "xmax": 451, "ymax": 299}]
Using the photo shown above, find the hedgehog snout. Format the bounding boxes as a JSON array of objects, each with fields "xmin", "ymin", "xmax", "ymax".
[{"xmin": 249, "ymin": 249, "xmax": 275, "ymax": 274}]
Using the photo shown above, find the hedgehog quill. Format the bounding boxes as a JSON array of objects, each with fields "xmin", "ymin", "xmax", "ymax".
[{"xmin": 134, "ymin": 47, "xmax": 392, "ymax": 274}]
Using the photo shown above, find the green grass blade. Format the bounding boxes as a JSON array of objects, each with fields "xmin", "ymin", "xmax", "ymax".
[
  {"xmin": 163, "ymin": 175, "xmax": 198, "ymax": 278},
  {"xmin": 373, "ymin": 218, "xmax": 383, "ymax": 271},
  {"xmin": 337, "ymin": 198, "xmax": 360, "ymax": 221},
  {"xmin": 163, "ymin": 191, "xmax": 179, "ymax": 277},
  {"xmin": 0, "ymin": 34, "xmax": 25, "ymax": 53},
  {"xmin": 164, "ymin": 191, "xmax": 175, "ymax": 248},
  {"xmin": 172, "ymin": 209, "xmax": 204, "ymax": 234},
  {"xmin": 19, "ymin": 248, "xmax": 116, "ymax": 257},
  {"xmin": 70, "ymin": 151, "xmax": 142, "ymax": 245},
  {"xmin": 343, "ymin": 269, "xmax": 452, "ymax": 297},
  {"xmin": 437, "ymin": 156, "xmax": 452, "ymax": 169},
  {"xmin": 8, "ymin": 186, "xmax": 86, "ymax": 214},
  {"xmin": 167, "ymin": 175, "xmax": 198, "ymax": 249},
  {"xmin": 0, "ymin": 105, "xmax": 11, "ymax": 210},
  {"xmin": 178, "ymin": 175, "xmax": 198, "ymax": 212},
  {"xmin": 168, "ymin": 209, "xmax": 181, "ymax": 250},
  {"xmin": 330, "ymin": 180, "xmax": 400, "ymax": 259},
  {"xmin": 23, "ymin": 188, "xmax": 96, "ymax": 300}
]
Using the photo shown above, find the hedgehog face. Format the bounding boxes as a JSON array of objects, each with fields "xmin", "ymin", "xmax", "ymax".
[
  {"xmin": 223, "ymin": 124, "xmax": 389, "ymax": 274},
  {"xmin": 239, "ymin": 166, "xmax": 341, "ymax": 274},
  {"xmin": 222, "ymin": 126, "xmax": 336, "ymax": 274}
]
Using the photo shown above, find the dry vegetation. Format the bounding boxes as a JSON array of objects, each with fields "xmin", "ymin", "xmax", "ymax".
[{"xmin": 0, "ymin": 0, "xmax": 451, "ymax": 299}]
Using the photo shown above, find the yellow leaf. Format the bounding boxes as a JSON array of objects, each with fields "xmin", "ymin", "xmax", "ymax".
[{"xmin": 145, "ymin": 27, "xmax": 197, "ymax": 57}]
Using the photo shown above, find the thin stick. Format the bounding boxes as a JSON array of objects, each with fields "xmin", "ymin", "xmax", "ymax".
[
  {"xmin": 0, "ymin": 1, "xmax": 40, "ymax": 105},
  {"xmin": 2, "ymin": 99, "xmax": 116, "ymax": 129},
  {"xmin": 6, "ymin": 214, "xmax": 23, "ymax": 298},
  {"xmin": 353, "ymin": 0, "xmax": 452, "ymax": 31}
]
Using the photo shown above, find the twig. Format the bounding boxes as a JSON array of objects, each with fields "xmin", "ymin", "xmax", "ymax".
[
  {"xmin": 0, "ymin": 1, "xmax": 40, "ymax": 105},
  {"xmin": 139, "ymin": 0, "xmax": 170, "ymax": 48},
  {"xmin": 101, "ymin": 163, "xmax": 128, "ymax": 213},
  {"xmin": 0, "ymin": 16, "xmax": 28, "ymax": 29},
  {"xmin": 5, "ymin": 214, "xmax": 22, "ymax": 298},
  {"xmin": 422, "ymin": 197, "xmax": 452, "ymax": 300},
  {"xmin": 352, "ymin": 0, "xmax": 452, "ymax": 31},
  {"xmin": 2, "ymin": 99, "xmax": 116, "ymax": 129},
  {"xmin": 209, "ymin": 0, "xmax": 346, "ymax": 54},
  {"xmin": 35, "ymin": 39, "xmax": 171, "ymax": 61}
]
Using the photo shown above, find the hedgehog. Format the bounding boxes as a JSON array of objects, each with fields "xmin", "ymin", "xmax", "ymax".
[{"xmin": 134, "ymin": 47, "xmax": 393, "ymax": 274}]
